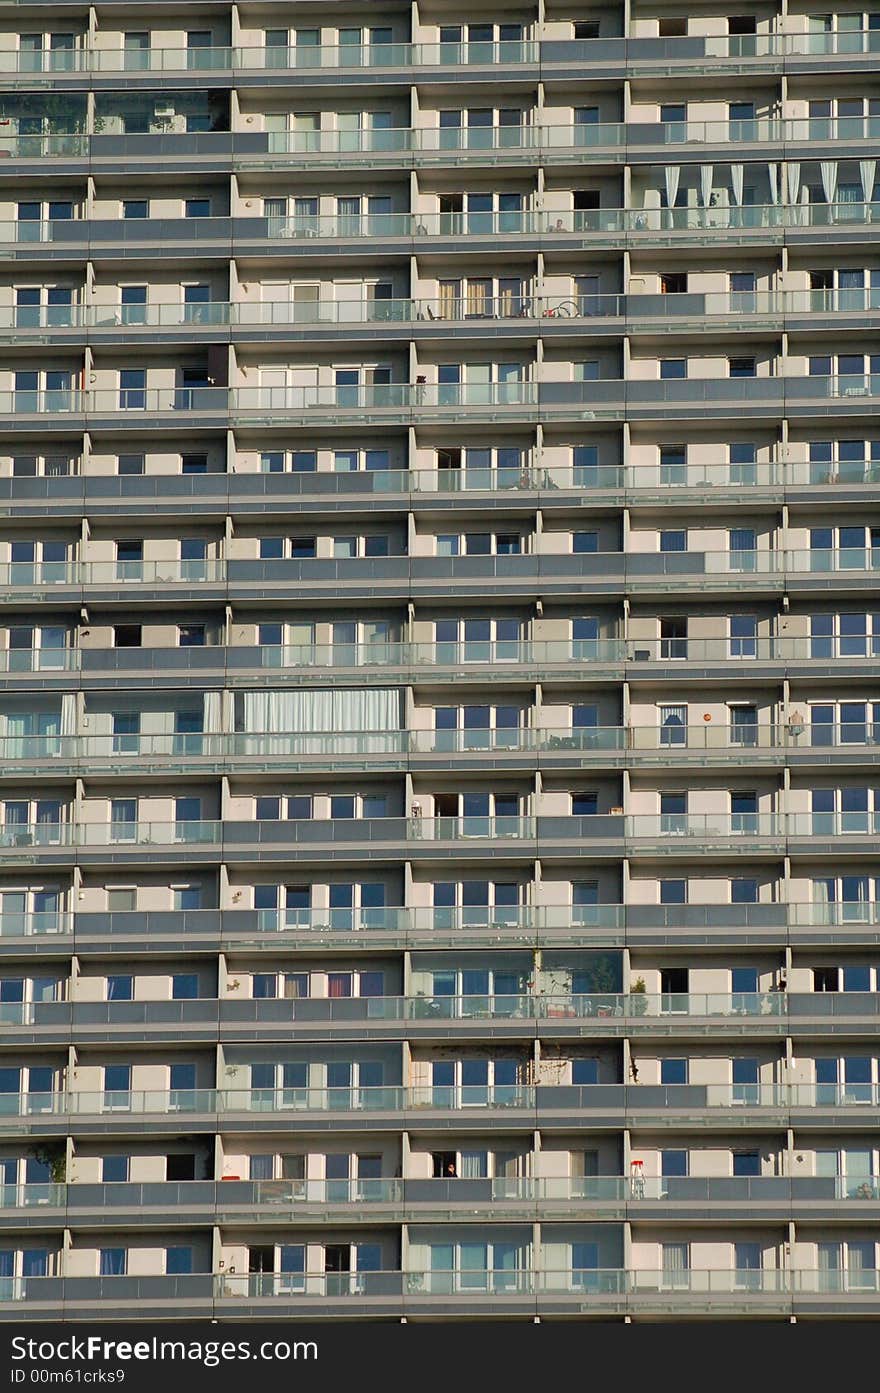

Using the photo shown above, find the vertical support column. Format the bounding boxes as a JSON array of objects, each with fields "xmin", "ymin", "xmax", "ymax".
[{"xmin": 408, "ymin": 250, "xmax": 418, "ymax": 314}]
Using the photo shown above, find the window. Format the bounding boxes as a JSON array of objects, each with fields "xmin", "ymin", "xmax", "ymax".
[
  {"xmin": 119, "ymin": 369, "xmax": 146, "ymax": 410},
  {"xmin": 733, "ymin": 1151, "xmax": 761, "ymax": 1177},
  {"xmin": 573, "ymin": 531, "xmax": 599, "ymax": 554},
  {"xmin": 659, "ymin": 617, "xmax": 687, "ymax": 660},
  {"xmin": 661, "ymin": 1149, "xmax": 688, "ymax": 1180},
  {"xmin": 660, "ymin": 358, "xmax": 686, "ymax": 379},
  {"xmin": 729, "ymin": 356, "xmax": 757, "ymax": 378},
  {"xmin": 660, "ymin": 790, "xmax": 688, "ymax": 834},
  {"xmin": 660, "ymin": 878, "xmax": 687, "ymax": 905},
  {"xmin": 117, "ymin": 453, "xmax": 144, "ymax": 477},
  {"xmin": 661, "ymin": 1058, "xmax": 688, "ymax": 1085},
  {"xmin": 185, "ymin": 199, "xmax": 211, "ymax": 219},
  {"xmin": 120, "ymin": 285, "xmax": 147, "ymax": 325},
  {"xmin": 165, "ymin": 1247, "xmax": 193, "ymax": 1275},
  {"xmin": 109, "ymin": 799, "xmax": 137, "ymax": 843},
  {"xmin": 731, "ymin": 878, "xmax": 758, "ymax": 904},
  {"xmin": 111, "ymin": 712, "xmax": 139, "ymax": 755},
  {"xmin": 660, "ymin": 444, "xmax": 686, "ymax": 485},
  {"xmin": 659, "ymin": 704, "xmax": 687, "ymax": 747},
  {"xmin": 732, "ymin": 1056, "xmax": 760, "ymax": 1104},
  {"xmin": 106, "ymin": 974, "xmax": 133, "ymax": 1002},
  {"xmin": 122, "ymin": 200, "xmax": 148, "ymax": 219},
  {"xmin": 730, "ymin": 615, "xmax": 758, "ymax": 659},
  {"xmin": 102, "ymin": 1156, "xmax": 130, "ymax": 1182},
  {"xmin": 172, "ymin": 974, "xmax": 199, "ymax": 1000},
  {"xmin": 660, "ymin": 529, "xmax": 686, "ymax": 553},
  {"xmin": 661, "ymin": 273, "xmax": 687, "ymax": 295},
  {"xmin": 99, "ymin": 1249, "xmax": 126, "ymax": 1277}
]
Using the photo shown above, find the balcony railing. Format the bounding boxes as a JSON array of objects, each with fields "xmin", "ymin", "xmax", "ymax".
[
  {"xmin": 10, "ymin": 380, "xmax": 880, "ymax": 421},
  {"xmin": 0, "ymin": 550, "xmax": 857, "ymax": 594},
  {"xmin": 7, "ymin": 119, "xmax": 880, "ymax": 167},
  {"xmin": 4, "ymin": 724, "xmax": 880, "ymax": 769},
  {"xmin": 12, "ymin": 290, "xmax": 880, "ymax": 337},
  {"xmin": 3, "ymin": 901, "xmax": 874, "ymax": 945},
  {"xmin": 0, "ymin": 636, "xmax": 844, "ymax": 679},
  {"xmin": 3, "ymin": 990, "xmax": 837, "ymax": 1031},
  {"xmin": 4, "ymin": 1082, "xmax": 880, "ymax": 1125},
  {"xmin": 6, "ymin": 31, "xmax": 880, "ymax": 80},
  {"xmin": 0, "ymin": 1267, "xmax": 874, "ymax": 1311},
  {"xmin": 0, "ymin": 815, "xmax": 796, "ymax": 851},
  {"xmin": 4, "ymin": 1172, "xmax": 879, "ymax": 1218},
  {"xmin": 4, "ymin": 460, "xmax": 879, "ymax": 505},
  {"xmin": 6, "ymin": 202, "xmax": 880, "ymax": 257}
]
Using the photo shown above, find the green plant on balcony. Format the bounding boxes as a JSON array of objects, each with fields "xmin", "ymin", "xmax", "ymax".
[
  {"xmin": 29, "ymin": 1142, "xmax": 66, "ymax": 1183},
  {"xmin": 629, "ymin": 977, "xmax": 649, "ymax": 1016}
]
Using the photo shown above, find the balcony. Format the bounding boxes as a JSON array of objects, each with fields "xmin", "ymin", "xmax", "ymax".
[
  {"xmin": 10, "ymin": 291, "xmax": 880, "ymax": 347},
  {"xmin": 9, "ymin": 901, "xmax": 873, "ymax": 955},
  {"xmin": 19, "ymin": 989, "xmax": 871, "ymax": 1048},
  {"xmin": 10, "ymin": 379, "xmax": 880, "ymax": 429},
  {"xmin": 0, "ymin": 1266, "xmax": 877, "ymax": 1318},
  {"xmin": 2, "ymin": 719, "xmax": 880, "ymax": 781},
  {"xmin": 4, "ymin": 1083, "xmax": 880, "ymax": 1139},
  {"xmin": 6, "ymin": 202, "xmax": 880, "ymax": 267},
  {"xmin": 3, "ymin": 460, "xmax": 874, "ymax": 525},
  {"xmin": 6, "ymin": 30, "xmax": 880, "ymax": 87},
  {"xmin": 9, "ymin": 119, "xmax": 880, "ymax": 176},
  {"xmin": 2, "ymin": 811, "xmax": 878, "ymax": 864},
  {"xmin": 2, "ymin": 1173, "xmax": 878, "ymax": 1238}
]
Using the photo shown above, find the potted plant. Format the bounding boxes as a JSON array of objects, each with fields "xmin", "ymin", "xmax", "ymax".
[
  {"xmin": 28, "ymin": 1142, "xmax": 66, "ymax": 1186},
  {"xmin": 629, "ymin": 977, "xmax": 649, "ymax": 1016}
]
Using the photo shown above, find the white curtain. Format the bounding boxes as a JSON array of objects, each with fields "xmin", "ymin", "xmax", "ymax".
[
  {"xmin": 700, "ymin": 165, "xmax": 713, "ymax": 208},
  {"xmin": 767, "ymin": 163, "xmax": 779, "ymax": 205},
  {"xmin": 203, "ymin": 690, "xmax": 222, "ymax": 733},
  {"xmin": 60, "ymin": 694, "xmax": 77, "ymax": 737},
  {"xmin": 860, "ymin": 159, "xmax": 877, "ymax": 205},
  {"xmin": 785, "ymin": 162, "xmax": 800, "ymax": 206},
  {"xmin": 664, "ymin": 165, "xmax": 680, "ymax": 214},
  {"xmin": 730, "ymin": 164, "xmax": 744, "ymax": 205},
  {"xmin": 241, "ymin": 688, "xmax": 402, "ymax": 753},
  {"xmin": 820, "ymin": 160, "xmax": 838, "ymax": 204}
]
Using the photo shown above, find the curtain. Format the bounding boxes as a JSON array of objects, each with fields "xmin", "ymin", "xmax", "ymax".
[
  {"xmin": 820, "ymin": 160, "xmax": 838, "ymax": 204},
  {"xmin": 767, "ymin": 163, "xmax": 779, "ymax": 204},
  {"xmin": 730, "ymin": 164, "xmax": 744, "ymax": 206},
  {"xmin": 700, "ymin": 165, "xmax": 713, "ymax": 208},
  {"xmin": 203, "ymin": 690, "xmax": 222, "ymax": 733},
  {"xmin": 466, "ymin": 281, "xmax": 490, "ymax": 317},
  {"xmin": 785, "ymin": 162, "xmax": 800, "ymax": 205},
  {"xmin": 664, "ymin": 165, "xmax": 680, "ymax": 219},
  {"xmin": 241, "ymin": 689, "xmax": 402, "ymax": 753},
  {"xmin": 461, "ymin": 1150, "xmax": 488, "ymax": 1178},
  {"xmin": 860, "ymin": 159, "xmax": 877, "ymax": 205},
  {"xmin": 60, "ymin": 694, "xmax": 76, "ymax": 754},
  {"xmin": 438, "ymin": 281, "xmax": 460, "ymax": 319}
]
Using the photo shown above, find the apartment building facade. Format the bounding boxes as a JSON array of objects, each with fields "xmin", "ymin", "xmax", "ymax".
[{"xmin": 0, "ymin": 0, "xmax": 879, "ymax": 1322}]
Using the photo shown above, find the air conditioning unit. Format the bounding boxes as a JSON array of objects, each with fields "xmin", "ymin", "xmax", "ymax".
[{"xmin": 154, "ymin": 106, "xmax": 175, "ymax": 119}]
